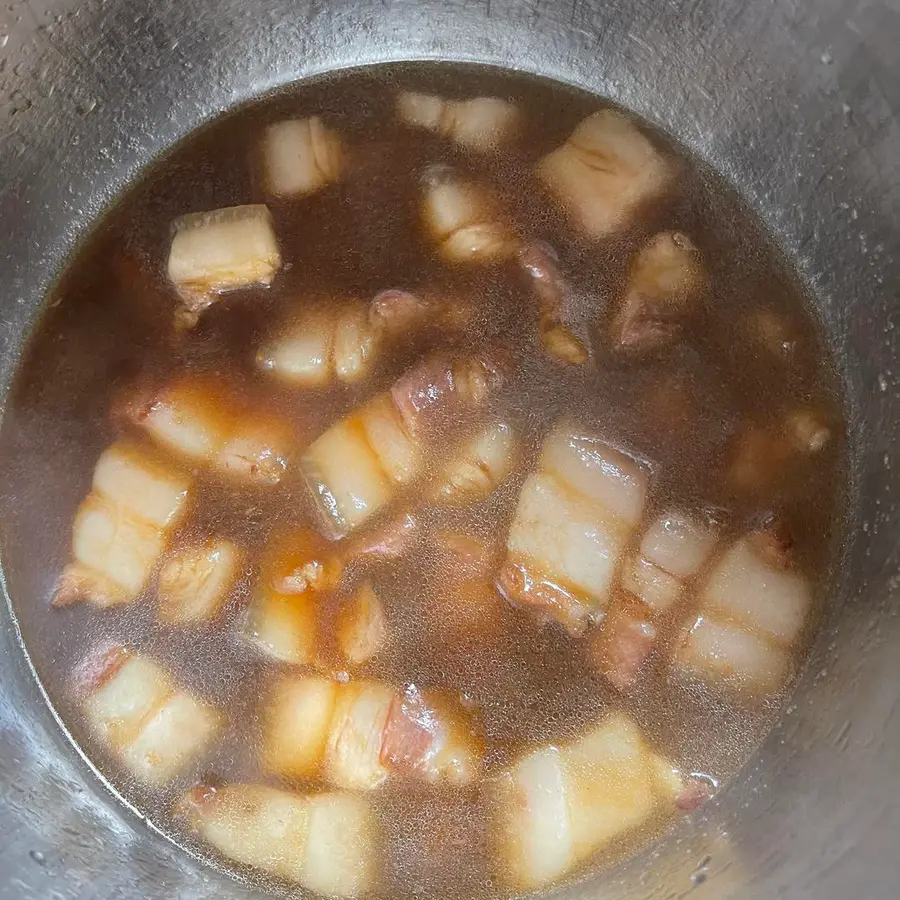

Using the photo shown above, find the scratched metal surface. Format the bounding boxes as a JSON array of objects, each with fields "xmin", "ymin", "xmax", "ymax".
[{"xmin": 0, "ymin": 0, "xmax": 898, "ymax": 898}]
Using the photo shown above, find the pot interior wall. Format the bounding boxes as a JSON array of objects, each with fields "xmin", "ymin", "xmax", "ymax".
[{"xmin": 0, "ymin": 1, "xmax": 897, "ymax": 899}]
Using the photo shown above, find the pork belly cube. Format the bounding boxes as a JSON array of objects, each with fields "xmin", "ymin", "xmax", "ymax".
[
  {"xmin": 325, "ymin": 680, "xmax": 395, "ymax": 791},
  {"xmin": 257, "ymin": 303, "xmax": 381, "ymax": 387},
  {"xmin": 134, "ymin": 378, "xmax": 234, "ymax": 464},
  {"xmin": 82, "ymin": 649, "xmax": 174, "ymax": 749},
  {"xmin": 92, "ymin": 441, "xmax": 191, "ymax": 528},
  {"xmin": 610, "ymin": 231, "xmax": 705, "ymax": 354},
  {"xmin": 217, "ymin": 415, "xmax": 294, "ymax": 485},
  {"xmin": 420, "ymin": 166, "xmax": 518, "ymax": 263},
  {"xmin": 261, "ymin": 117, "xmax": 342, "ymax": 199},
  {"xmin": 81, "ymin": 647, "xmax": 221, "ymax": 784},
  {"xmin": 380, "ymin": 685, "xmax": 482, "ymax": 786},
  {"xmin": 677, "ymin": 616, "xmax": 790, "ymax": 691},
  {"xmin": 432, "ymin": 420, "xmax": 515, "ymax": 504},
  {"xmin": 499, "ymin": 421, "xmax": 648, "ymax": 633},
  {"xmin": 245, "ymin": 590, "xmax": 320, "ymax": 666},
  {"xmin": 181, "ymin": 782, "xmax": 311, "ymax": 882},
  {"xmin": 496, "ymin": 712, "xmax": 681, "ymax": 890},
  {"xmin": 302, "ymin": 351, "xmax": 501, "ymax": 537},
  {"xmin": 54, "ymin": 441, "xmax": 192, "ymax": 609},
  {"xmin": 122, "ymin": 690, "xmax": 222, "ymax": 784},
  {"xmin": 640, "ymin": 510, "xmax": 717, "ymax": 582},
  {"xmin": 257, "ymin": 307, "xmax": 335, "ymax": 386},
  {"xmin": 261, "ymin": 676, "xmax": 482, "ymax": 790},
  {"xmin": 157, "ymin": 539, "xmax": 240, "ymax": 623},
  {"xmin": 617, "ymin": 510, "xmax": 718, "ymax": 619},
  {"xmin": 703, "ymin": 536, "xmax": 810, "ymax": 642},
  {"xmin": 180, "ymin": 783, "xmax": 374, "ymax": 897},
  {"xmin": 539, "ymin": 109, "xmax": 671, "ymax": 240},
  {"xmin": 71, "ymin": 493, "xmax": 165, "ymax": 597},
  {"xmin": 674, "ymin": 531, "xmax": 812, "ymax": 694},
  {"xmin": 301, "ymin": 415, "xmax": 394, "ymax": 538},
  {"xmin": 262, "ymin": 675, "xmax": 338, "ymax": 779},
  {"xmin": 167, "ymin": 204, "xmax": 281, "ymax": 308},
  {"xmin": 397, "ymin": 92, "xmax": 520, "ymax": 151}
]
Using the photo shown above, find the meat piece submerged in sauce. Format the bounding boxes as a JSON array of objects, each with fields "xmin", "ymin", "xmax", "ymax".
[
  {"xmin": 261, "ymin": 675, "xmax": 482, "ymax": 788},
  {"xmin": 53, "ymin": 441, "xmax": 192, "ymax": 609},
  {"xmin": 495, "ymin": 712, "xmax": 683, "ymax": 890},
  {"xmin": 180, "ymin": 783, "xmax": 375, "ymax": 898},
  {"xmin": 591, "ymin": 510, "xmax": 719, "ymax": 690},
  {"xmin": 7, "ymin": 63, "xmax": 844, "ymax": 900},
  {"xmin": 673, "ymin": 524, "xmax": 813, "ymax": 693},
  {"xmin": 77, "ymin": 645, "xmax": 222, "ymax": 784},
  {"xmin": 497, "ymin": 420, "xmax": 650, "ymax": 635},
  {"xmin": 300, "ymin": 349, "xmax": 508, "ymax": 538}
]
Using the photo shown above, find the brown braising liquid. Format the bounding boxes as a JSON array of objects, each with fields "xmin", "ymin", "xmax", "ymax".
[{"xmin": 0, "ymin": 63, "xmax": 845, "ymax": 898}]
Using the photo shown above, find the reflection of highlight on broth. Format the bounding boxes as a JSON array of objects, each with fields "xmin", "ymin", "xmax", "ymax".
[{"xmin": 8, "ymin": 62, "xmax": 845, "ymax": 900}]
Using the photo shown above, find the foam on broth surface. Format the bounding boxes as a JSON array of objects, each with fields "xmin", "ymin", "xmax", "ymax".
[{"xmin": 0, "ymin": 62, "xmax": 845, "ymax": 898}]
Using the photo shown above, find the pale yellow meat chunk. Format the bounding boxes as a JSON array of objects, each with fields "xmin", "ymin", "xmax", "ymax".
[
  {"xmin": 539, "ymin": 109, "xmax": 670, "ymax": 239},
  {"xmin": 157, "ymin": 540, "xmax": 240, "ymax": 623},
  {"xmin": 71, "ymin": 494, "xmax": 165, "ymax": 596},
  {"xmin": 167, "ymin": 204, "xmax": 281, "ymax": 307},
  {"xmin": 261, "ymin": 117, "xmax": 342, "ymax": 199},
  {"xmin": 496, "ymin": 713, "xmax": 681, "ymax": 890}
]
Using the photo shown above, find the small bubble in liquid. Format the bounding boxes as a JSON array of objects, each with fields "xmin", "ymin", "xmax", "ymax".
[
  {"xmin": 29, "ymin": 849, "xmax": 46, "ymax": 865},
  {"xmin": 76, "ymin": 97, "xmax": 98, "ymax": 115},
  {"xmin": 820, "ymin": 50, "xmax": 834, "ymax": 65},
  {"xmin": 0, "ymin": 26, "xmax": 9, "ymax": 48}
]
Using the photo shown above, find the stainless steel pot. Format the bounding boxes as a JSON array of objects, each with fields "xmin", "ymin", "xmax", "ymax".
[{"xmin": 0, "ymin": 1, "xmax": 897, "ymax": 898}]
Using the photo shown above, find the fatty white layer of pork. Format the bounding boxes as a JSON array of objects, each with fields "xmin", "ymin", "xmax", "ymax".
[
  {"xmin": 593, "ymin": 510, "xmax": 718, "ymax": 690},
  {"xmin": 497, "ymin": 421, "xmax": 649, "ymax": 634},
  {"xmin": 539, "ymin": 110, "xmax": 671, "ymax": 240},
  {"xmin": 79, "ymin": 646, "xmax": 221, "ymax": 785},
  {"xmin": 53, "ymin": 441, "xmax": 192, "ymax": 608},
  {"xmin": 675, "ymin": 528, "xmax": 812, "ymax": 694},
  {"xmin": 261, "ymin": 675, "xmax": 481, "ymax": 790},
  {"xmin": 495, "ymin": 712, "xmax": 682, "ymax": 890},
  {"xmin": 181, "ymin": 782, "xmax": 374, "ymax": 898}
]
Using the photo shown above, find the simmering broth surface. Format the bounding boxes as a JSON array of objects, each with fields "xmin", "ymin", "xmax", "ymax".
[{"xmin": 0, "ymin": 63, "xmax": 844, "ymax": 899}]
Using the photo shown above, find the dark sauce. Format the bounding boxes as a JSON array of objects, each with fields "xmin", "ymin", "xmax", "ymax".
[{"xmin": 0, "ymin": 62, "xmax": 845, "ymax": 898}]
